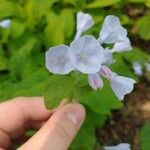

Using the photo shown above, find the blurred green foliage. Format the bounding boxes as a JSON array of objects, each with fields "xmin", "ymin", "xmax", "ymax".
[
  {"xmin": 140, "ymin": 123, "xmax": 150, "ymax": 150},
  {"xmin": 0, "ymin": 0, "xmax": 150, "ymax": 149}
]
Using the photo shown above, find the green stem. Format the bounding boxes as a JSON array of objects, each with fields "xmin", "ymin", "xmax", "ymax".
[{"xmin": 69, "ymin": 73, "xmax": 80, "ymax": 102}]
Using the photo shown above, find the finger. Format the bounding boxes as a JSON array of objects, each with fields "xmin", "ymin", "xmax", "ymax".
[
  {"xmin": 0, "ymin": 97, "xmax": 52, "ymax": 149},
  {"xmin": 19, "ymin": 103, "xmax": 86, "ymax": 150}
]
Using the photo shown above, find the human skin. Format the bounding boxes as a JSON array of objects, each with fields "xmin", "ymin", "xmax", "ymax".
[{"xmin": 0, "ymin": 97, "xmax": 86, "ymax": 150}]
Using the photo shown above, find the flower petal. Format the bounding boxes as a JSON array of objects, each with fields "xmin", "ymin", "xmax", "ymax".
[
  {"xmin": 0, "ymin": 19, "xmax": 11, "ymax": 28},
  {"xmin": 77, "ymin": 11, "xmax": 94, "ymax": 32},
  {"xmin": 111, "ymin": 38, "xmax": 132, "ymax": 53},
  {"xmin": 46, "ymin": 45, "xmax": 74, "ymax": 74},
  {"xmin": 98, "ymin": 15, "xmax": 127, "ymax": 44},
  {"xmin": 109, "ymin": 73, "xmax": 136, "ymax": 100},
  {"xmin": 102, "ymin": 48, "xmax": 114, "ymax": 65},
  {"xmin": 75, "ymin": 12, "xmax": 94, "ymax": 40},
  {"xmin": 133, "ymin": 61, "xmax": 143, "ymax": 76},
  {"xmin": 104, "ymin": 143, "xmax": 131, "ymax": 150},
  {"xmin": 88, "ymin": 73, "xmax": 103, "ymax": 90},
  {"xmin": 69, "ymin": 35, "xmax": 104, "ymax": 74}
]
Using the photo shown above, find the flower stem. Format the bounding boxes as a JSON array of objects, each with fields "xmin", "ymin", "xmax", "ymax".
[{"xmin": 68, "ymin": 73, "xmax": 80, "ymax": 102}]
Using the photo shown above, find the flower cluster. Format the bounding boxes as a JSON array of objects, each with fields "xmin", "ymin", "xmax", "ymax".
[{"xmin": 45, "ymin": 12, "xmax": 136, "ymax": 100}]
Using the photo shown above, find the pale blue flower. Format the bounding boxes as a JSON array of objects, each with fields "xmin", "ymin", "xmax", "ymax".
[
  {"xmin": 46, "ymin": 45, "xmax": 74, "ymax": 74},
  {"xmin": 104, "ymin": 143, "xmax": 131, "ymax": 150},
  {"xmin": 100, "ymin": 66, "xmax": 136, "ymax": 100},
  {"xmin": 98, "ymin": 15, "xmax": 127, "ymax": 44},
  {"xmin": 69, "ymin": 35, "xmax": 104, "ymax": 74},
  {"xmin": 0, "ymin": 19, "xmax": 11, "ymax": 28},
  {"xmin": 111, "ymin": 37, "xmax": 132, "ymax": 53},
  {"xmin": 74, "ymin": 12, "xmax": 94, "ymax": 40},
  {"xmin": 88, "ymin": 73, "xmax": 103, "ymax": 90},
  {"xmin": 133, "ymin": 61, "xmax": 143, "ymax": 76},
  {"xmin": 109, "ymin": 73, "xmax": 136, "ymax": 100}
]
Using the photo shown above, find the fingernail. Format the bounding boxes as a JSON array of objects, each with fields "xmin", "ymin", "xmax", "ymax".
[{"xmin": 66, "ymin": 103, "xmax": 86, "ymax": 127}]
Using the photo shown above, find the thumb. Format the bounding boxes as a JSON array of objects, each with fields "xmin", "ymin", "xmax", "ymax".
[{"xmin": 18, "ymin": 103, "xmax": 86, "ymax": 150}]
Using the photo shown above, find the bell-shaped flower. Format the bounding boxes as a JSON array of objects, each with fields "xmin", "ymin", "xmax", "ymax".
[
  {"xmin": 111, "ymin": 38, "xmax": 132, "ymax": 53},
  {"xmin": 88, "ymin": 73, "xmax": 103, "ymax": 90},
  {"xmin": 104, "ymin": 143, "xmax": 131, "ymax": 150},
  {"xmin": 145, "ymin": 62, "xmax": 150, "ymax": 72},
  {"xmin": 133, "ymin": 61, "xmax": 143, "ymax": 76},
  {"xmin": 0, "ymin": 19, "xmax": 11, "ymax": 28},
  {"xmin": 102, "ymin": 48, "xmax": 114, "ymax": 65},
  {"xmin": 69, "ymin": 35, "xmax": 104, "ymax": 74},
  {"xmin": 100, "ymin": 66, "xmax": 136, "ymax": 100},
  {"xmin": 74, "ymin": 12, "xmax": 94, "ymax": 40},
  {"xmin": 98, "ymin": 15, "xmax": 127, "ymax": 44},
  {"xmin": 109, "ymin": 73, "xmax": 136, "ymax": 100},
  {"xmin": 46, "ymin": 45, "xmax": 74, "ymax": 74}
]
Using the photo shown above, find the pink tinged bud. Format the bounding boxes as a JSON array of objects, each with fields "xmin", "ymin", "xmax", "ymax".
[
  {"xmin": 88, "ymin": 73, "xmax": 103, "ymax": 90},
  {"xmin": 99, "ymin": 66, "xmax": 112, "ymax": 79}
]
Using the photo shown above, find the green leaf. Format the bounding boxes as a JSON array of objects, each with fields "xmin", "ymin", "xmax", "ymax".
[
  {"xmin": 86, "ymin": 0, "xmax": 120, "ymax": 8},
  {"xmin": 44, "ymin": 74, "xmax": 76, "ymax": 109},
  {"xmin": 121, "ymin": 47, "xmax": 149, "ymax": 65},
  {"xmin": 60, "ymin": 9, "xmax": 75, "ymax": 40},
  {"xmin": 24, "ymin": 0, "xmax": 52, "ymax": 27},
  {"xmin": 0, "ymin": 0, "xmax": 22, "ymax": 19},
  {"xmin": 137, "ymin": 15, "xmax": 150, "ymax": 40},
  {"xmin": 63, "ymin": 0, "xmax": 86, "ymax": 10},
  {"xmin": 145, "ymin": 0, "xmax": 150, "ymax": 7},
  {"xmin": 10, "ymin": 19, "xmax": 26, "ymax": 38},
  {"xmin": 140, "ymin": 123, "xmax": 150, "ymax": 150},
  {"xmin": 129, "ymin": 0, "xmax": 146, "ymax": 3},
  {"xmin": 0, "ymin": 49, "xmax": 7, "ymax": 71},
  {"xmin": 44, "ymin": 11, "xmax": 65, "ymax": 46}
]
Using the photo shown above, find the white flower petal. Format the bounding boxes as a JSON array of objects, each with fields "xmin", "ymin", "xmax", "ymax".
[
  {"xmin": 102, "ymin": 48, "xmax": 114, "ymax": 65},
  {"xmin": 110, "ymin": 73, "xmax": 136, "ymax": 100},
  {"xmin": 0, "ymin": 19, "xmax": 11, "ymax": 28},
  {"xmin": 69, "ymin": 35, "xmax": 104, "ymax": 74},
  {"xmin": 145, "ymin": 62, "xmax": 150, "ymax": 72},
  {"xmin": 88, "ymin": 73, "xmax": 103, "ymax": 90},
  {"xmin": 133, "ymin": 61, "xmax": 143, "ymax": 76},
  {"xmin": 46, "ymin": 45, "xmax": 74, "ymax": 74},
  {"xmin": 75, "ymin": 12, "xmax": 94, "ymax": 40},
  {"xmin": 98, "ymin": 15, "xmax": 127, "ymax": 44},
  {"xmin": 104, "ymin": 143, "xmax": 131, "ymax": 150},
  {"xmin": 77, "ymin": 11, "xmax": 94, "ymax": 32},
  {"xmin": 111, "ymin": 38, "xmax": 132, "ymax": 53}
]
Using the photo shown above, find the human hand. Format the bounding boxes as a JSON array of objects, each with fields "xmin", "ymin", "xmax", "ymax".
[{"xmin": 0, "ymin": 97, "xmax": 86, "ymax": 150}]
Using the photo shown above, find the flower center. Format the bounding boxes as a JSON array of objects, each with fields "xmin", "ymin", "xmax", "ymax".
[
  {"xmin": 79, "ymin": 52, "xmax": 87, "ymax": 62},
  {"xmin": 56, "ymin": 56, "xmax": 65, "ymax": 65}
]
